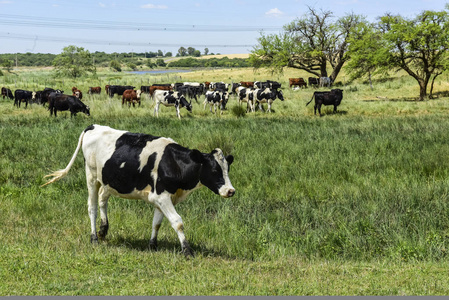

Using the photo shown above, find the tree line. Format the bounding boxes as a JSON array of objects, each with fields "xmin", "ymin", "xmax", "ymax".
[{"xmin": 250, "ymin": 5, "xmax": 449, "ymax": 100}]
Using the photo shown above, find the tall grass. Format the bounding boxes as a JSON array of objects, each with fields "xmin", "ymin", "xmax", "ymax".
[{"xmin": 1, "ymin": 67, "xmax": 449, "ymax": 295}]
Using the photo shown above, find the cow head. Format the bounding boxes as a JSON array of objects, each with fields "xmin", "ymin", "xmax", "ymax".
[
  {"xmin": 84, "ymin": 105, "xmax": 91, "ymax": 116},
  {"xmin": 277, "ymin": 90, "xmax": 284, "ymax": 101},
  {"xmin": 136, "ymin": 89, "xmax": 142, "ymax": 99},
  {"xmin": 179, "ymin": 95, "xmax": 192, "ymax": 112},
  {"xmin": 191, "ymin": 148, "xmax": 235, "ymax": 198}
]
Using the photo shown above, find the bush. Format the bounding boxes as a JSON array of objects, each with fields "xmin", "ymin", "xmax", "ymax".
[{"xmin": 110, "ymin": 60, "xmax": 122, "ymax": 72}]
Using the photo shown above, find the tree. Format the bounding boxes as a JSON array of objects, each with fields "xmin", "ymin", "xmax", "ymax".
[
  {"xmin": 178, "ymin": 47, "xmax": 187, "ymax": 57},
  {"xmin": 193, "ymin": 50, "xmax": 201, "ymax": 57},
  {"xmin": 375, "ymin": 10, "xmax": 449, "ymax": 100},
  {"xmin": 204, "ymin": 48, "xmax": 209, "ymax": 55},
  {"xmin": 187, "ymin": 47, "xmax": 196, "ymax": 56},
  {"xmin": 165, "ymin": 52, "xmax": 173, "ymax": 57},
  {"xmin": 53, "ymin": 45, "xmax": 96, "ymax": 78},
  {"xmin": 249, "ymin": 7, "xmax": 361, "ymax": 83},
  {"xmin": 157, "ymin": 50, "xmax": 163, "ymax": 57},
  {"xmin": 1, "ymin": 59, "xmax": 14, "ymax": 72},
  {"xmin": 345, "ymin": 21, "xmax": 389, "ymax": 89}
]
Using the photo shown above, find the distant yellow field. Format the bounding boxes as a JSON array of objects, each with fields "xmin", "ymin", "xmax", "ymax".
[{"xmin": 199, "ymin": 53, "xmax": 250, "ymax": 59}]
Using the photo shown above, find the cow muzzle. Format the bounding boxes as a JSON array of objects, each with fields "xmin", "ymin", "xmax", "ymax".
[{"xmin": 220, "ymin": 187, "xmax": 235, "ymax": 198}]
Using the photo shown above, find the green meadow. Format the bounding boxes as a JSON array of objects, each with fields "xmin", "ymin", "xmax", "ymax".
[{"xmin": 2, "ymin": 67, "xmax": 449, "ymax": 295}]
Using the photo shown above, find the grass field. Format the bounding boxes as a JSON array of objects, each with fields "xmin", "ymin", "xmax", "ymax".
[{"xmin": 2, "ymin": 67, "xmax": 449, "ymax": 295}]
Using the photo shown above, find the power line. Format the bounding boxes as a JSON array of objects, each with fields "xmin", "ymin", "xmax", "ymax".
[{"xmin": 0, "ymin": 14, "xmax": 282, "ymax": 32}]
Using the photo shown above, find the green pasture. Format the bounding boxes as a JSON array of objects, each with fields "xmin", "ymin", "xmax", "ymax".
[{"xmin": 2, "ymin": 68, "xmax": 449, "ymax": 295}]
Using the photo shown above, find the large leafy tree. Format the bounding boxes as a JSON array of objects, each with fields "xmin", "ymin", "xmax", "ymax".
[
  {"xmin": 249, "ymin": 7, "xmax": 361, "ymax": 82},
  {"xmin": 345, "ymin": 22, "xmax": 389, "ymax": 89},
  {"xmin": 53, "ymin": 45, "xmax": 96, "ymax": 78},
  {"xmin": 376, "ymin": 10, "xmax": 449, "ymax": 100}
]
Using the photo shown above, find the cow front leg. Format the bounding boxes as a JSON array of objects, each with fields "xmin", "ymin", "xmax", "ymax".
[
  {"xmin": 149, "ymin": 207, "xmax": 164, "ymax": 251},
  {"xmin": 153, "ymin": 194, "xmax": 193, "ymax": 257}
]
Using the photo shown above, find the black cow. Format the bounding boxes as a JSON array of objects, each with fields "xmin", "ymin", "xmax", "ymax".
[
  {"xmin": 1, "ymin": 87, "xmax": 14, "ymax": 100},
  {"xmin": 40, "ymin": 88, "xmax": 64, "ymax": 106},
  {"xmin": 140, "ymin": 86, "xmax": 151, "ymax": 94},
  {"xmin": 14, "ymin": 89, "xmax": 35, "ymax": 108},
  {"xmin": 42, "ymin": 124, "xmax": 235, "ymax": 257},
  {"xmin": 308, "ymin": 77, "xmax": 320, "ymax": 88},
  {"xmin": 254, "ymin": 80, "xmax": 281, "ymax": 90},
  {"xmin": 48, "ymin": 93, "xmax": 90, "ymax": 117},
  {"xmin": 306, "ymin": 89, "xmax": 344, "ymax": 116},
  {"xmin": 108, "ymin": 85, "xmax": 135, "ymax": 98},
  {"xmin": 254, "ymin": 88, "xmax": 284, "ymax": 112}
]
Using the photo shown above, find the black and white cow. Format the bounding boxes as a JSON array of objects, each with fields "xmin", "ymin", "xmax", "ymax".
[
  {"xmin": 48, "ymin": 93, "xmax": 90, "ymax": 117},
  {"xmin": 237, "ymin": 87, "xmax": 256, "ymax": 112},
  {"xmin": 203, "ymin": 90, "xmax": 229, "ymax": 114},
  {"xmin": 153, "ymin": 90, "xmax": 192, "ymax": 119},
  {"xmin": 14, "ymin": 89, "xmax": 35, "ymax": 108},
  {"xmin": 306, "ymin": 89, "xmax": 343, "ymax": 116},
  {"xmin": 41, "ymin": 124, "xmax": 235, "ymax": 257},
  {"xmin": 254, "ymin": 88, "xmax": 284, "ymax": 112}
]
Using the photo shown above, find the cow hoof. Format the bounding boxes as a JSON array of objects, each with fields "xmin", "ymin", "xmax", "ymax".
[
  {"xmin": 182, "ymin": 241, "xmax": 194, "ymax": 258},
  {"xmin": 90, "ymin": 234, "xmax": 99, "ymax": 244},
  {"xmin": 149, "ymin": 239, "xmax": 158, "ymax": 251}
]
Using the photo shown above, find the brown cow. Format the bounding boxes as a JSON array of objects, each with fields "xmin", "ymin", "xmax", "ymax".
[
  {"xmin": 105, "ymin": 85, "xmax": 110, "ymax": 95},
  {"xmin": 122, "ymin": 89, "xmax": 142, "ymax": 107},
  {"xmin": 72, "ymin": 86, "xmax": 83, "ymax": 99},
  {"xmin": 149, "ymin": 85, "xmax": 173, "ymax": 98},
  {"xmin": 240, "ymin": 81, "xmax": 254, "ymax": 88},
  {"xmin": 88, "ymin": 87, "xmax": 101, "ymax": 94},
  {"xmin": 289, "ymin": 78, "xmax": 307, "ymax": 89}
]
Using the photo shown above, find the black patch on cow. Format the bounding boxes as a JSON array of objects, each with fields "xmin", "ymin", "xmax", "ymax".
[
  {"xmin": 84, "ymin": 124, "xmax": 95, "ymax": 133},
  {"xmin": 102, "ymin": 132, "xmax": 160, "ymax": 194},
  {"xmin": 156, "ymin": 144, "xmax": 202, "ymax": 195}
]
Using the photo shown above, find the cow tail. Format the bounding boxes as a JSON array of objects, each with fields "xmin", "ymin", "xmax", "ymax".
[
  {"xmin": 41, "ymin": 129, "xmax": 86, "ymax": 187},
  {"xmin": 306, "ymin": 93, "xmax": 314, "ymax": 106}
]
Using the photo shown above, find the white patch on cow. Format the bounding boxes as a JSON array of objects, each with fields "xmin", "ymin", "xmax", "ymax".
[
  {"xmin": 138, "ymin": 137, "xmax": 175, "ymax": 173},
  {"xmin": 120, "ymin": 162, "xmax": 125, "ymax": 168}
]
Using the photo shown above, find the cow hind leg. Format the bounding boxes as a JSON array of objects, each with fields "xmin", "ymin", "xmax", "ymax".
[
  {"xmin": 97, "ymin": 186, "xmax": 110, "ymax": 240},
  {"xmin": 87, "ymin": 177, "xmax": 101, "ymax": 243}
]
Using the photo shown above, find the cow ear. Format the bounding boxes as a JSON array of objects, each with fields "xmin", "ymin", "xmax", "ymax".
[
  {"xmin": 226, "ymin": 155, "xmax": 234, "ymax": 166},
  {"xmin": 190, "ymin": 149, "xmax": 204, "ymax": 164}
]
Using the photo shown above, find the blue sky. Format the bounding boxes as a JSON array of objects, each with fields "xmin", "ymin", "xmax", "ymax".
[{"xmin": 0, "ymin": 0, "xmax": 447, "ymax": 54}]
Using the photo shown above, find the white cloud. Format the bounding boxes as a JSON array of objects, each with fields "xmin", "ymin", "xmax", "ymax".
[
  {"xmin": 141, "ymin": 4, "xmax": 168, "ymax": 9},
  {"xmin": 0, "ymin": 0, "xmax": 13, "ymax": 4},
  {"xmin": 265, "ymin": 8, "xmax": 284, "ymax": 17},
  {"xmin": 99, "ymin": 2, "xmax": 106, "ymax": 7}
]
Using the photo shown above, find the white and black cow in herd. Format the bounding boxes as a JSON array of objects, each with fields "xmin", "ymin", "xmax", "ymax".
[
  {"xmin": 254, "ymin": 88, "xmax": 284, "ymax": 112},
  {"xmin": 42, "ymin": 124, "xmax": 235, "ymax": 257},
  {"xmin": 153, "ymin": 90, "xmax": 192, "ymax": 119},
  {"xmin": 237, "ymin": 87, "xmax": 256, "ymax": 113},
  {"xmin": 306, "ymin": 89, "xmax": 344, "ymax": 116},
  {"xmin": 203, "ymin": 90, "xmax": 229, "ymax": 114}
]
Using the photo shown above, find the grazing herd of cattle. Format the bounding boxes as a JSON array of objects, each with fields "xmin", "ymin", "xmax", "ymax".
[{"xmin": 1, "ymin": 76, "xmax": 344, "ymax": 117}]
